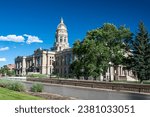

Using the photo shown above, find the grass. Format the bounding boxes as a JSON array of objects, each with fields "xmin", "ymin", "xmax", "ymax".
[
  {"xmin": 113, "ymin": 80, "xmax": 150, "ymax": 84},
  {"xmin": 0, "ymin": 87, "xmax": 44, "ymax": 100}
]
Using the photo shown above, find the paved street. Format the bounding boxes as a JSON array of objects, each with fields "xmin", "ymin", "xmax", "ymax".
[{"xmin": 23, "ymin": 81, "xmax": 150, "ymax": 100}]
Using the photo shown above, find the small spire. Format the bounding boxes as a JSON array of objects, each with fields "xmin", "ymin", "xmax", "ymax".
[{"xmin": 61, "ymin": 17, "xmax": 63, "ymax": 23}]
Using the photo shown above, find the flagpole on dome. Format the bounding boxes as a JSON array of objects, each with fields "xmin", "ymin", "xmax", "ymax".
[{"xmin": 61, "ymin": 17, "xmax": 63, "ymax": 23}]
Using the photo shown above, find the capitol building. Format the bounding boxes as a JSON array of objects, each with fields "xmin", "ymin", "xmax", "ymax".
[{"xmin": 15, "ymin": 18, "xmax": 135, "ymax": 81}]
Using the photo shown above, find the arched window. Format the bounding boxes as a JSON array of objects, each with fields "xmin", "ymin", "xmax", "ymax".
[
  {"xmin": 64, "ymin": 36, "xmax": 66, "ymax": 42},
  {"xmin": 60, "ymin": 36, "xmax": 62, "ymax": 42}
]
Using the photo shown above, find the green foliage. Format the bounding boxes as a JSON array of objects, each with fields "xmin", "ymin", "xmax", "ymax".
[
  {"xmin": 7, "ymin": 82, "xmax": 25, "ymax": 92},
  {"xmin": 0, "ymin": 66, "xmax": 15, "ymax": 76},
  {"xmin": 27, "ymin": 74, "xmax": 48, "ymax": 78},
  {"xmin": 69, "ymin": 60, "xmax": 82, "ymax": 79},
  {"xmin": 143, "ymin": 80, "xmax": 150, "ymax": 84},
  {"xmin": 70, "ymin": 23, "xmax": 132, "ymax": 80},
  {"xmin": 31, "ymin": 83, "xmax": 44, "ymax": 92},
  {"xmin": 0, "ymin": 79, "xmax": 25, "ymax": 92},
  {"xmin": 0, "ymin": 80, "xmax": 11, "ymax": 88},
  {"xmin": 126, "ymin": 22, "xmax": 150, "ymax": 83},
  {"xmin": 7, "ymin": 70, "xmax": 15, "ymax": 76},
  {"xmin": 113, "ymin": 80, "xmax": 150, "ymax": 84}
]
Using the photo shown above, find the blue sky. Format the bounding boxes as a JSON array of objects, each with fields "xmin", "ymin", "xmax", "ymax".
[{"xmin": 0, "ymin": 0, "xmax": 150, "ymax": 67}]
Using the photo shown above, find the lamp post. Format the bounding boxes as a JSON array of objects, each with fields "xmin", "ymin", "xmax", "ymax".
[{"xmin": 109, "ymin": 62, "xmax": 111, "ymax": 82}]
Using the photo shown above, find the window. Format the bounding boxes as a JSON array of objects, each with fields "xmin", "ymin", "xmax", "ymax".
[
  {"xmin": 64, "ymin": 56, "xmax": 66, "ymax": 65},
  {"xmin": 69, "ymin": 54, "xmax": 72, "ymax": 64},
  {"xmin": 37, "ymin": 57, "xmax": 40, "ymax": 65},
  {"xmin": 30, "ymin": 61, "xmax": 32, "ymax": 66},
  {"xmin": 66, "ymin": 54, "xmax": 72, "ymax": 65},
  {"xmin": 50, "ymin": 68, "xmax": 51, "ymax": 74},
  {"xmin": 64, "ymin": 37, "xmax": 66, "ymax": 42},
  {"xmin": 64, "ymin": 68, "xmax": 67, "ymax": 74},
  {"xmin": 61, "ymin": 68, "xmax": 62, "ymax": 74},
  {"xmin": 61, "ymin": 56, "xmax": 63, "ymax": 65},
  {"xmin": 60, "ymin": 36, "xmax": 62, "ymax": 42},
  {"xmin": 66, "ymin": 55, "xmax": 69, "ymax": 65}
]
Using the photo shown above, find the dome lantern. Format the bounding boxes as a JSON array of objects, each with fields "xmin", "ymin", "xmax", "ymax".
[{"xmin": 57, "ymin": 17, "xmax": 67, "ymax": 30}]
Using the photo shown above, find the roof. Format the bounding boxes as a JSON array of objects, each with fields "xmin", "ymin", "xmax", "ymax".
[{"xmin": 57, "ymin": 18, "xmax": 67, "ymax": 30}]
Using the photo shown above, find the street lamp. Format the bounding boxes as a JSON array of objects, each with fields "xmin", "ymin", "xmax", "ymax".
[{"xmin": 109, "ymin": 62, "xmax": 111, "ymax": 82}]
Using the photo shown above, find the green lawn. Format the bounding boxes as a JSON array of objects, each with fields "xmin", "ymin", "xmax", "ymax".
[
  {"xmin": 0, "ymin": 87, "xmax": 44, "ymax": 100},
  {"xmin": 113, "ymin": 80, "xmax": 150, "ymax": 84}
]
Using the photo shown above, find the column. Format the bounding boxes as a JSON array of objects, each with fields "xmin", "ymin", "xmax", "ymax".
[
  {"xmin": 100, "ymin": 74, "xmax": 103, "ymax": 81},
  {"xmin": 110, "ymin": 66, "xmax": 114, "ymax": 81}
]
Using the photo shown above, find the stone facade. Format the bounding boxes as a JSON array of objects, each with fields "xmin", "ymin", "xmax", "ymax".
[
  {"xmin": 55, "ymin": 48, "xmax": 73, "ymax": 77},
  {"xmin": 15, "ymin": 18, "xmax": 135, "ymax": 81},
  {"xmin": 15, "ymin": 56, "xmax": 26, "ymax": 76},
  {"xmin": 15, "ymin": 18, "xmax": 70, "ymax": 76}
]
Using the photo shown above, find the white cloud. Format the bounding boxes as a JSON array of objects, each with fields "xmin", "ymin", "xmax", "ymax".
[
  {"xmin": 0, "ymin": 47, "xmax": 9, "ymax": 51},
  {"xmin": 0, "ymin": 34, "xmax": 43, "ymax": 44},
  {"xmin": 0, "ymin": 35, "xmax": 25, "ymax": 42},
  {"xmin": 0, "ymin": 58, "xmax": 6, "ymax": 62},
  {"xmin": 24, "ymin": 34, "xmax": 43, "ymax": 44}
]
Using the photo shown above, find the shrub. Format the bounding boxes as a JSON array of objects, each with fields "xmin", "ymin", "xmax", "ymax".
[
  {"xmin": 7, "ymin": 82, "xmax": 25, "ymax": 92},
  {"xmin": 0, "ymin": 79, "xmax": 25, "ymax": 92},
  {"xmin": 143, "ymin": 80, "xmax": 150, "ymax": 84},
  {"xmin": 0, "ymin": 80, "xmax": 11, "ymax": 88},
  {"xmin": 31, "ymin": 83, "xmax": 43, "ymax": 92}
]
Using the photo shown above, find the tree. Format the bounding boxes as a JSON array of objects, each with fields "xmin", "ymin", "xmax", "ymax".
[
  {"xmin": 0, "ymin": 66, "xmax": 15, "ymax": 76},
  {"xmin": 87, "ymin": 23, "xmax": 132, "ymax": 81},
  {"xmin": 7, "ymin": 70, "xmax": 15, "ymax": 76},
  {"xmin": 70, "ymin": 23, "xmax": 132, "ymax": 80},
  {"xmin": 70, "ymin": 39, "xmax": 98, "ymax": 80},
  {"xmin": 0, "ymin": 67, "xmax": 9, "ymax": 76},
  {"xmin": 69, "ymin": 60, "xmax": 82, "ymax": 79},
  {"xmin": 126, "ymin": 22, "xmax": 150, "ymax": 83},
  {"xmin": 92, "ymin": 23, "xmax": 132, "ymax": 66}
]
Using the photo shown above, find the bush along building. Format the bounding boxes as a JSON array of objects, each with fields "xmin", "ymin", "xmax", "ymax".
[{"xmin": 15, "ymin": 18, "xmax": 135, "ymax": 81}]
